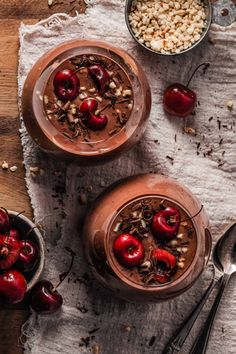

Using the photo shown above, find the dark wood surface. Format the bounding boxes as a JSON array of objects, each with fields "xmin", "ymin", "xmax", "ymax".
[{"xmin": 0, "ymin": 2, "xmax": 85, "ymax": 353}]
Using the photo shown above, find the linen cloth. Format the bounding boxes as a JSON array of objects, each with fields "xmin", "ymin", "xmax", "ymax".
[{"xmin": 18, "ymin": 1, "xmax": 236, "ymax": 353}]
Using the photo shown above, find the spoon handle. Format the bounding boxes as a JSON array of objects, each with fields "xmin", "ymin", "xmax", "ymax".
[
  {"xmin": 190, "ymin": 273, "xmax": 231, "ymax": 354},
  {"xmin": 162, "ymin": 274, "xmax": 216, "ymax": 354}
]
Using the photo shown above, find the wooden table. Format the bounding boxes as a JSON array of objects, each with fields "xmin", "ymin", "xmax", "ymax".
[{"xmin": 0, "ymin": 2, "xmax": 85, "ymax": 353}]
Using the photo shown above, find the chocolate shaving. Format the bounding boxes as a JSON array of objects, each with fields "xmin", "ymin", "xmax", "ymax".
[
  {"xmin": 166, "ymin": 155, "xmax": 174, "ymax": 164},
  {"xmin": 149, "ymin": 336, "xmax": 156, "ymax": 347}
]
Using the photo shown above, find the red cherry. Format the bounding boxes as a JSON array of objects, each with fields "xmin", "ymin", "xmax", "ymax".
[
  {"xmin": 30, "ymin": 280, "xmax": 63, "ymax": 315},
  {"xmin": 88, "ymin": 64, "xmax": 110, "ymax": 94},
  {"xmin": 53, "ymin": 69, "xmax": 80, "ymax": 102},
  {"xmin": 80, "ymin": 98, "xmax": 98, "ymax": 116},
  {"xmin": 16, "ymin": 240, "xmax": 39, "ymax": 272},
  {"xmin": 0, "ymin": 235, "xmax": 20, "ymax": 269},
  {"xmin": 86, "ymin": 114, "xmax": 108, "ymax": 131},
  {"xmin": 163, "ymin": 83, "xmax": 196, "ymax": 117},
  {"xmin": 163, "ymin": 63, "xmax": 210, "ymax": 117},
  {"xmin": 113, "ymin": 233, "xmax": 145, "ymax": 268},
  {"xmin": 153, "ymin": 273, "xmax": 170, "ymax": 284},
  {"xmin": 0, "ymin": 209, "xmax": 9, "ymax": 234},
  {"xmin": 151, "ymin": 248, "xmax": 176, "ymax": 284},
  {"xmin": 152, "ymin": 206, "xmax": 180, "ymax": 240},
  {"xmin": 9, "ymin": 228, "xmax": 21, "ymax": 241},
  {"xmin": 0, "ymin": 270, "xmax": 27, "ymax": 304},
  {"xmin": 151, "ymin": 248, "xmax": 176, "ymax": 269},
  {"xmin": 80, "ymin": 98, "xmax": 108, "ymax": 131}
]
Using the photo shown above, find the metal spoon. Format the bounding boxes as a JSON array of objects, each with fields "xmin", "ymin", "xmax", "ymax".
[
  {"xmin": 162, "ymin": 234, "xmax": 223, "ymax": 354},
  {"xmin": 190, "ymin": 223, "xmax": 236, "ymax": 354}
]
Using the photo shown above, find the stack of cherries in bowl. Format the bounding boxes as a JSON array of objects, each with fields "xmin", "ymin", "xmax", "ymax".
[
  {"xmin": 0, "ymin": 208, "xmax": 67, "ymax": 315},
  {"xmin": 0, "ymin": 208, "xmax": 41, "ymax": 304}
]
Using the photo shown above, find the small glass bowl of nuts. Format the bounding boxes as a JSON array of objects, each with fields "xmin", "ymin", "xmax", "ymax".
[{"xmin": 125, "ymin": 0, "xmax": 212, "ymax": 56}]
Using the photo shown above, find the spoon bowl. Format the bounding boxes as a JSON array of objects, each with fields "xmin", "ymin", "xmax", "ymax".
[
  {"xmin": 190, "ymin": 223, "xmax": 236, "ymax": 354},
  {"xmin": 217, "ymin": 223, "xmax": 236, "ymax": 274}
]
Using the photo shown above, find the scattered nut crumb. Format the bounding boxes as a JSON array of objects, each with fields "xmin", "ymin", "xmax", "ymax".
[
  {"xmin": 128, "ymin": 101, "xmax": 133, "ymax": 110},
  {"xmin": 29, "ymin": 166, "xmax": 40, "ymax": 173},
  {"xmin": 184, "ymin": 127, "xmax": 196, "ymax": 135},
  {"xmin": 79, "ymin": 92, "xmax": 88, "ymax": 100},
  {"xmin": 1, "ymin": 161, "xmax": 9, "ymax": 170},
  {"xmin": 115, "ymin": 88, "xmax": 122, "ymax": 97},
  {"xmin": 95, "ymin": 96, "xmax": 103, "ymax": 102},
  {"xmin": 79, "ymin": 193, "xmax": 87, "ymax": 205},
  {"xmin": 48, "ymin": 0, "xmax": 54, "ymax": 7},
  {"xmin": 100, "ymin": 180, "xmax": 106, "ymax": 187},
  {"xmin": 91, "ymin": 344, "xmax": 100, "ymax": 354},
  {"xmin": 122, "ymin": 325, "xmax": 132, "ymax": 332},
  {"xmin": 44, "ymin": 95, "xmax": 49, "ymax": 104},
  {"xmin": 226, "ymin": 100, "xmax": 233, "ymax": 110},
  {"xmin": 122, "ymin": 89, "xmax": 132, "ymax": 97},
  {"xmin": 177, "ymin": 261, "xmax": 185, "ymax": 269},
  {"xmin": 170, "ymin": 239, "xmax": 178, "ymax": 246},
  {"xmin": 89, "ymin": 88, "xmax": 96, "ymax": 93},
  {"xmin": 9, "ymin": 166, "xmax": 18, "ymax": 172},
  {"xmin": 86, "ymin": 185, "xmax": 93, "ymax": 193},
  {"xmin": 80, "ymin": 86, "xmax": 86, "ymax": 91},
  {"xmin": 29, "ymin": 166, "xmax": 45, "ymax": 177},
  {"xmin": 109, "ymin": 81, "xmax": 117, "ymax": 90}
]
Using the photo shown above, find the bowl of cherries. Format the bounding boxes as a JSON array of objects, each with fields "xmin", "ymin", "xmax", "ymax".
[{"xmin": 0, "ymin": 208, "xmax": 45, "ymax": 304}]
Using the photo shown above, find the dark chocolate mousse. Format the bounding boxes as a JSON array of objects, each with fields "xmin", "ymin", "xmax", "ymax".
[
  {"xmin": 22, "ymin": 40, "xmax": 151, "ymax": 163},
  {"xmin": 83, "ymin": 174, "xmax": 211, "ymax": 302},
  {"xmin": 110, "ymin": 197, "xmax": 197, "ymax": 287},
  {"xmin": 43, "ymin": 54, "xmax": 134, "ymax": 143}
]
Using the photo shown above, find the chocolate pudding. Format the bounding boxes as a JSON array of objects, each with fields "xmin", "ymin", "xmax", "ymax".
[
  {"xmin": 43, "ymin": 54, "xmax": 134, "ymax": 143},
  {"xmin": 22, "ymin": 40, "xmax": 151, "ymax": 163},
  {"xmin": 109, "ymin": 197, "xmax": 197, "ymax": 287},
  {"xmin": 83, "ymin": 174, "xmax": 212, "ymax": 302}
]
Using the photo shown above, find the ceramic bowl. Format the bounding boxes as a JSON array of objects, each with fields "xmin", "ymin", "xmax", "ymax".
[{"xmin": 8, "ymin": 211, "xmax": 45, "ymax": 291}]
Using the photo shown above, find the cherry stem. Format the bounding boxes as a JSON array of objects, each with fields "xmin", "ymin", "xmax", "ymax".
[
  {"xmin": 53, "ymin": 249, "xmax": 75, "ymax": 291},
  {"xmin": 186, "ymin": 63, "xmax": 210, "ymax": 88},
  {"xmin": 67, "ymin": 68, "xmax": 82, "ymax": 85},
  {"xmin": 97, "ymin": 103, "xmax": 111, "ymax": 115},
  {"xmin": 0, "ymin": 207, "xmax": 11, "ymax": 243},
  {"xmin": 10, "ymin": 210, "xmax": 25, "ymax": 228},
  {"xmin": 26, "ymin": 225, "xmax": 41, "ymax": 238},
  {"xmin": 181, "ymin": 205, "xmax": 204, "ymax": 223}
]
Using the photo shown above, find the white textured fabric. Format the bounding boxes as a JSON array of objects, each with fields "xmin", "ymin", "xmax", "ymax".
[{"xmin": 18, "ymin": 1, "xmax": 236, "ymax": 353}]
